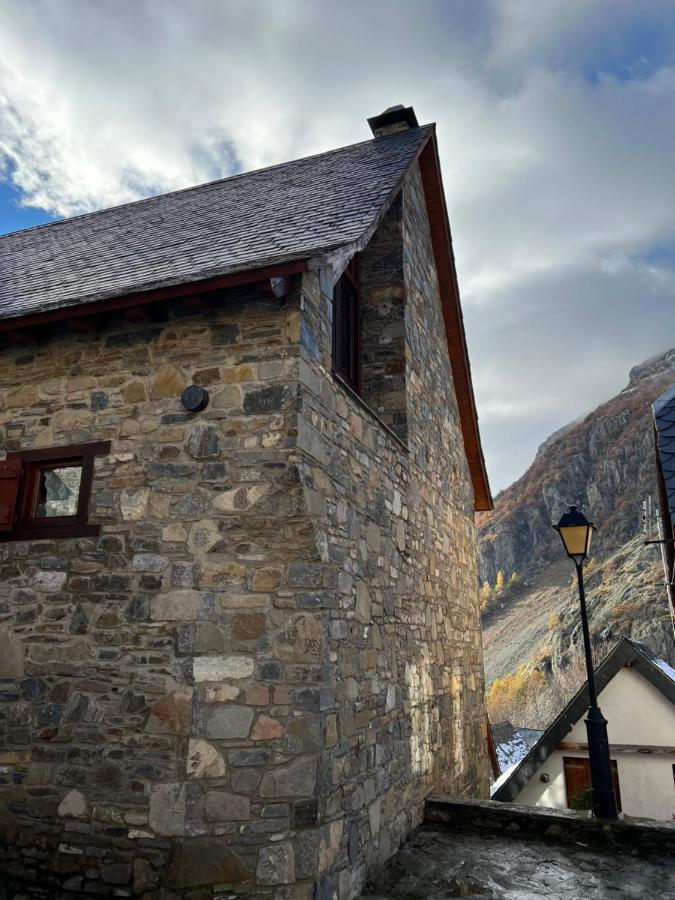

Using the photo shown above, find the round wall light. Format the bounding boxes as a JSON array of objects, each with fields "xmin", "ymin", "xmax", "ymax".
[{"xmin": 181, "ymin": 384, "xmax": 210, "ymax": 412}]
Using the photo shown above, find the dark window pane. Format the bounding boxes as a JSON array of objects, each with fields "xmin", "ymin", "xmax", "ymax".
[
  {"xmin": 35, "ymin": 466, "xmax": 82, "ymax": 518},
  {"xmin": 338, "ymin": 286, "xmax": 352, "ymax": 372},
  {"xmin": 334, "ymin": 274, "xmax": 359, "ymax": 387}
]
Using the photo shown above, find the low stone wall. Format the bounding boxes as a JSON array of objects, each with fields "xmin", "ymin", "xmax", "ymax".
[
  {"xmin": 425, "ymin": 795, "xmax": 675, "ymax": 854},
  {"xmin": 362, "ymin": 796, "xmax": 674, "ymax": 899}
]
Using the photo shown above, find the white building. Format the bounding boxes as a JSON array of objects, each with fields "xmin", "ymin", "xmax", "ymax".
[{"xmin": 492, "ymin": 638, "xmax": 675, "ymax": 821}]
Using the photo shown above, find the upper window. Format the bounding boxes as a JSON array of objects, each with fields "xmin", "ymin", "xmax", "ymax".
[
  {"xmin": 332, "ymin": 256, "xmax": 361, "ymax": 393},
  {"xmin": 0, "ymin": 441, "xmax": 110, "ymax": 541}
]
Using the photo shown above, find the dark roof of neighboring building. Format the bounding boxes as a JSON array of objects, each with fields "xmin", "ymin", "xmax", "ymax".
[
  {"xmin": 493, "ymin": 637, "xmax": 675, "ymax": 803},
  {"xmin": 653, "ymin": 383, "xmax": 675, "ymax": 522},
  {"xmin": 0, "ymin": 126, "xmax": 432, "ymax": 323},
  {"xmin": 491, "ymin": 722, "xmax": 544, "ymax": 774}
]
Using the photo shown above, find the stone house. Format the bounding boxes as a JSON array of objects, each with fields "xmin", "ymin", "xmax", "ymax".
[{"xmin": 0, "ymin": 104, "xmax": 492, "ymax": 898}]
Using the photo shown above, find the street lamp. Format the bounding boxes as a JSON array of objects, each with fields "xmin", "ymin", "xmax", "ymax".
[{"xmin": 554, "ymin": 506, "xmax": 618, "ymax": 820}]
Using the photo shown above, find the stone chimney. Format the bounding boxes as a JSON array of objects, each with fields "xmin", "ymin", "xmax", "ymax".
[{"xmin": 368, "ymin": 104, "xmax": 419, "ymax": 137}]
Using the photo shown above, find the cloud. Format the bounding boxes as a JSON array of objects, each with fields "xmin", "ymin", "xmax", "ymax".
[{"xmin": 1, "ymin": 0, "xmax": 674, "ymax": 490}]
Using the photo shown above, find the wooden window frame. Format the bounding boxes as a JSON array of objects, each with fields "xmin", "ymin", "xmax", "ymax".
[
  {"xmin": 1, "ymin": 441, "xmax": 110, "ymax": 541},
  {"xmin": 563, "ymin": 756, "xmax": 622, "ymax": 813},
  {"xmin": 332, "ymin": 255, "xmax": 362, "ymax": 394}
]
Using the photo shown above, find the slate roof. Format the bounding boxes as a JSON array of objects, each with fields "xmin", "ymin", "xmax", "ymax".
[
  {"xmin": 491, "ymin": 723, "xmax": 544, "ymax": 773},
  {"xmin": 493, "ymin": 637, "xmax": 675, "ymax": 803},
  {"xmin": 654, "ymin": 383, "xmax": 675, "ymax": 522},
  {"xmin": 0, "ymin": 125, "xmax": 432, "ymax": 324}
]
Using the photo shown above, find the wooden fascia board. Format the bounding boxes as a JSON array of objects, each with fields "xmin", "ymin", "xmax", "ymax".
[
  {"xmin": 0, "ymin": 259, "xmax": 308, "ymax": 333},
  {"xmin": 486, "ymin": 715, "xmax": 501, "ymax": 778},
  {"xmin": 417, "ymin": 130, "xmax": 493, "ymax": 511},
  {"xmin": 559, "ymin": 742, "xmax": 675, "ymax": 754}
]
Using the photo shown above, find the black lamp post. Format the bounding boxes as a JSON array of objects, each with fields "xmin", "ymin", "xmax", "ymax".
[{"xmin": 554, "ymin": 505, "xmax": 618, "ymax": 820}]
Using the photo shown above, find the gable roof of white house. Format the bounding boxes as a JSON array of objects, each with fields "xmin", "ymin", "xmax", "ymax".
[{"xmin": 492, "ymin": 637, "xmax": 675, "ymax": 803}]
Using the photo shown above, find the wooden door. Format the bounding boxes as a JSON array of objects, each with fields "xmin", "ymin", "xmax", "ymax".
[{"xmin": 563, "ymin": 756, "xmax": 622, "ymax": 812}]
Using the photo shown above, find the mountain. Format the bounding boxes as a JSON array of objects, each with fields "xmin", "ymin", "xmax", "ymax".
[{"xmin": 479, "ymin": 348, "xmax": 675, "ymax": 706}]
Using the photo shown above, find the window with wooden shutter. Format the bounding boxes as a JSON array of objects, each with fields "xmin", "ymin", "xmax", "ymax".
[
  {"xmin": 0, "ymin": 441, "xmax": 110, "ymax": 542},
  {"xmin": 0, "ymin": 459, "xmax": 22, "ymax": 531}
]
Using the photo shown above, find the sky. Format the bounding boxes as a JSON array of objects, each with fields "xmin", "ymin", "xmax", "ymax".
[{"xmin": 1, "ymin": 0, "xmax": 674, "ymax": 493}]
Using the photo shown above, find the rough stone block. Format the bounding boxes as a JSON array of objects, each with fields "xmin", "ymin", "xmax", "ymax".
[
  {"xmin": 120, "ymin": 487, "xmax": 149, "ymax": 520},
  {"xmin": 276, "ymin": 614, "xmax": 322, "ymax": 661},
  {"xmin": 187, "ymin": 519, "xmax": 222, "ymax": 554},
  {"xmin": 205, "ymin": 791, "xmax": 250, "ymax": 822},
  {"xmin": 193, "ymin": 655, "xmax": 254, "ymax": 681},
  {"xmin": 250, "ymin": 714, "xmax": 283, "ymax": 741},
  {"xmin": 204, "ymin": 706, "xmax": 254, "ymax": 740},
  {"xmin": 146, "ymin": 686, "xmax": 193, "ymax": 735},
  {"xmin": 150, "ymin": 365, "xmax": 187, "ymax": 399},
  {"xmin": 213, "ymin": 483, "xmax": 271, "ymax": 513},
  {"xmin": 260, "ymin": 757, "xmax": 316, "ymax": 798},
  {"xmin": 57, "ymin": 789, "xmax": 87, "ymax": 819},
  {"xmin": 150, "ymin": 590, "xmax": 201, "ymax": 621},
  {"xmin": 257, "ymin": 841, "xmax": 295, "ymax": 885},
  {"xmin": 149, "ymin": 783, "xmax": 186, "ymax": 836},
  {"xmin": 168, "ymin": 837, "xmax": 251, "ymax": 887},
  {"xmin": 231, "ymin": 612, "xmax": 267, "ymax": 641},
  {"xmin": 186, "ymin": 739, "xmax": 226, "ymax": 778},
  {"xmin": 187, "ymin": 423, "xmax": 220, "ymax": 458},
  {"xmin": 0, "ymin": 625, "xmax": 24, "ymax": 678}
]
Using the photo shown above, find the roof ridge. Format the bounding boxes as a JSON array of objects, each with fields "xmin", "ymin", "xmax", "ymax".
[{"xmin": 0, "ymin": 124, "xmax": 434, "ymax": 242}]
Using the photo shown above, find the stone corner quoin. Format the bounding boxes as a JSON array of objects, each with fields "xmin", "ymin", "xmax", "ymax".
[{"xmin": 0, "ymin": 160, "xmax": 488, "ymax": 898}]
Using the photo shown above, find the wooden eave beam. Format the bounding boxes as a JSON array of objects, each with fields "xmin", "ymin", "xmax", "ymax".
[
  {"xmin": 418, "ymin": 130, "xmax": 493, "ymax": 511},
  {"xmin": 560, "ymin": 741, "xmax": 675, "ymax": 755},
  {"xmin": 0, "ymin": 260, "xmax": 307, "ymax": 334}
]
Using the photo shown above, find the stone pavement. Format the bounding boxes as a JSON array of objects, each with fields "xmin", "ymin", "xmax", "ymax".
[{"xmin": 361, "ymin": 826, "xmax": 675, "ymax": 899}]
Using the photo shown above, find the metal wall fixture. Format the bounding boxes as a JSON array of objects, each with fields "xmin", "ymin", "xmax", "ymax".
[{"xmin": 181, "ymin": 384, "xmax": 210, "ymax": 412}]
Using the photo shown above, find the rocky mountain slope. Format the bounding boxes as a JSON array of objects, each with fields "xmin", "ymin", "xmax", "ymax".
[{"xmin": 479, "ymin": 348, "xmax": 675, "ymax": 692}]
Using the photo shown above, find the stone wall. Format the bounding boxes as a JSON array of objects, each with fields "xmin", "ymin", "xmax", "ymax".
[
  {"xmin": 297, "ymin": 162, "xmax": 488, "ymax": 899},
  {"xmin": 0, "ymin": 161, "xmax": 487, "ymax": 900},
  {"xmin": 360, "ymin": 194, "xmax": 407, "ymax": 443},
  {"xmin": 0, "ymin": 284, "xmax": 330, "ymax": 897}
]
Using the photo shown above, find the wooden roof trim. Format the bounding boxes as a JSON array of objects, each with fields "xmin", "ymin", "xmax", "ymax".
[
  {"xmin": 486, "ymin": 715, "xmax": 501, "ymax": 779},
  {"xmin": 0, "ymin": 259, "xmax": 308, "ymax": 333},
  {"xmin": 417, "ymin": 129, "xmax": 493, "ymax": 511}
]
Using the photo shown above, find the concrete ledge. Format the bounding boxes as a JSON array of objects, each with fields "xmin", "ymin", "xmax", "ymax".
[{"xmin": 425, "ymin": 795, "xmax": 675, "ymax": 854}]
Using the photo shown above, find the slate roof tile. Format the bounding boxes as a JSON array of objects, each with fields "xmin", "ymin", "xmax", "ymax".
[
  {"xmin": 0, "ymin": 126, "xmax": 432, "ymax": 323},
  {"xmin": 654, "ymin": 382, "xmax": 675, "ymax": 520}
]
